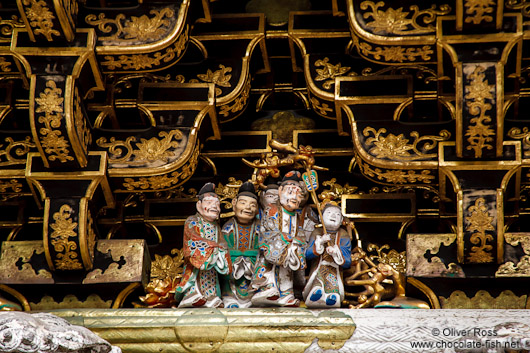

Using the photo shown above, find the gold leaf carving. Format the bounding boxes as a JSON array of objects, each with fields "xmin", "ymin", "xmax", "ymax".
[
  {"xmin": 507, "ymin": 127, "xmax": 530, "ymax": 157},
  {"xmin": 466, "ymin": 197, "xmax": 495, "ymax": 263},
  {"xmin": 196, "ymin": 64, "xmax": 232, "ymax": 96},
  {"xmin": 358, "ymin": 41, "xmax": 433, "ymax": 63},
  {"xmin": 30, "ymin": 294, "xmax": 112, "ymax": 310},
  {"xmin": 85, "ymin": 8, "xmax": 174, "ymax": 42},
  {"xmin": 22, "ymin": 0, "xmax": 60, "ymax": 41},
  {"xmin": 139, "ymin": 249, "xmax": 184, "ymax": 308},
  {"xmin": 358, "ymin": 160, "xmax": 435, "ymax": 184},
  {"xmin": 440, "ymin": 290, "xmax": 527, "ymax": 309},
  {"xmin": 464, "ymin": 65, "xmax": 495, "ymax": 158},
  {"xmin": 219, "ymin": 80, "xmax": 250, "ymax": 118},
  {"xmin": 0, "ymin": 179, "xmax": 23, "ymax": 193},
  {"xmin": 367, "ymin": 243, "xmax": 406, "ymax": 273},
  {"xmin": 35, "ymin": 80, "xmax": 73, "ymax": 162},
  {"xmin": 310, "ymin": 97, "xmax": 333, "ymax": 116},
  {"xmin": 50, "ymin": 204, "xmax": 82, "ymax": 270},
  {"xmin": 314, "ymin": 57, "xmax": 353, "ymax": 89},
  {"xmin": 0, "ymin": 136, "xmax": 35, "ymax": 166},
  {"xmin": 496, "ymin": 255, "xmax": 530, "ymax": 277},
  {"xmin": 0, "ymin": 15, "xmax": 25, "ymax": 41},
  {"xmin": 360, "ymin": 1, "xmax": 451, "ymax": 35},
  {"xmin": 73, "ymin": 87, "xmax": 91, "ymax": 154},
  {"xmin": 464, "ymin": 0, "xmax": 495, "ymax": 25},
  {"xmin": 318, "ymin": 178, "xmax": 358, "ymax": 202},
  {"xmin": 0, "ymin": 57, "xmax": 11, "ymax": 72},
  {"xmin": 122, "ymin": 145, "xmax": 199, "ymax": 191},
  {"xmin": 505, "ymin": 233, "xmax": 530, "ymax": 255},
  {"xmin": 363, "ymin": 127, "xmax": 450, "ymax": 161},
  {"xmin": 100, "ymin": 25, "xmax": 188, "ymax": 71},
  {"xmin": 97, "ymin": 129, "xmax": 183, "ymax": 165}
]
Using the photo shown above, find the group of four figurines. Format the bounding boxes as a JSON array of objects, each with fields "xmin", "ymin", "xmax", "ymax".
[{"xmin": 175, "ymin": 170, "xmax": 352, "ymax": 309}]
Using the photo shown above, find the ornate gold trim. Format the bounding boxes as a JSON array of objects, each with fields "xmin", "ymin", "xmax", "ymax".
[
  {"xmin": 33, "ymin": 79, "xmax": 73, "ymax": 164},
  {"xmin": 100, "ymin": 25, "xmax": 188, "ymax": 72},
  {"xmin": 360, "ymin": 1, "xmax": 451, "ymax": 35},
  {"xmin": 357, "ymin": 156, "xmax": 436, "ymax": 184},
  {"xmin": 464, "ymin": 0, "xmax": 495, "ymax": 25},
  {"xmin": 466, "ymin": 197, "xmax": 495, "ymax": 263},
  {"xmin": 97, "ymin": 129, "xmax": 184, "ymax": 166},
  {"xmin": 464, "ymin": 65, "xmax": 495, "ymax": 158},
  {"xmin": 363, "ymin": 127, "xmax": 451, "ymax": 161},
  {"xmin": 85, "ymin": 8, "xmax": 175, "ymax": 42},
  {"xmin": 49, "ymin": 204, "xmax": 83, "ymax": 270},
  {"xmin": 120, "ymin": 143, "xmax": 200, "ymax": 192},
  {"xmin": 19, "ymin": 0, "xmax": 60, "ymax": 41}
]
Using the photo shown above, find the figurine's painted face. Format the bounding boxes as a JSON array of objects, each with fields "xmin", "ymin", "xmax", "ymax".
[
  {"xmin": 261, "ymin": 188, "xmax": 279, "ymax": 208},
  {"xmin": 233, "ymin": 195, "xmax": 258, "ymax": 225},
  {"xmin": 197, "ymin": 193, "xmax": 221, "ymax": 222},
  {"xmin": 322, "ymin": 206, "xmax": 343, "ymax": 231},
  {"xmin": 279, "ymin": 182, "xmax": 303, "ymax": 212}
]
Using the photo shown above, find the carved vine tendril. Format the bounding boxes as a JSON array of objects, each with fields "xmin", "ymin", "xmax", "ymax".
[
  {"xmin": 50, "ymin": 204, "xmax": 83, "ymax": 270},
  {"xmin": 96, "ymin": 129, "xmax": 183, "ymax": 165},
  {"xmin": 363, "ymin": 127, "xmax": 451, "ymax": 161},
  {"xmin": 464, "ymin": 65, "xmax": 495, "ymax": 158},
  {"xmin": 360, "ymin": 1, "xmax": 451, "ymax": 35},
  {"xmin": 85, "ymin": 8, "xmax": 175, "ymax": 42},
  {"xmin": 35, "ymin": 80, "xmax": 73, "ymax": 162},
  {"xmin": 466, "ymin": 197, "xmax": 495, "ymax": 263}
]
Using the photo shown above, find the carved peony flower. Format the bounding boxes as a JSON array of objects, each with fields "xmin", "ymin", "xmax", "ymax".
[
  {"xmin": 35, "ymin": 81, "xmax": 63, "ymax": 115},
  {"xmin": 365, "ymin": 6, "xmax": 411, "ymax": 34},
  {"xmin": 369, "ymin": 133, "xmax": 413, "ymax": 159}
]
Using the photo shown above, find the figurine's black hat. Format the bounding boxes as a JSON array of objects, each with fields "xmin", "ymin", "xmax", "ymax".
[
  {"xmin": 238, "ymin": 181, "xmax": 258, "ymax": 200},
  {"xmin": 198, "ymin": 182, "xmax": 217, "ymax": 200},
  {"xmin": 281, "ymin": 170, "xmax": 302, "ymax": 185},
  {"xmin": 264, "ymin": 176, "xmax": 280, "ymax": 190}
]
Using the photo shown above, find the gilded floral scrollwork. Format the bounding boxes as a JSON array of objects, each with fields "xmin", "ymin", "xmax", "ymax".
[
  {"xmin": 219, "ymin": 80, "xmax": 250, "ymax": 118},
  {"xmin": 358, "ymin": 159, "xmax": 436, "ymax": 184},
  {"xmin": 50, "ymin": 204, "xmax": 83, "ymax": 270},
  {"xmin": 0, "ymin": 57, "xmax": 11, "ymax": 72},
  {"xmin": 22, "ymin": 0, "xmax": 60, "ymax": 41},
  {"xmin": 318, "ymin": 178, "xmax": 358, "ymax": 201},
  {"xmin": 464, "ymin": 65, "xmax": 495, "ymax": 158},
  {"xmin": 195, "ymin": 64, "xmax": 232, "ymax": 96},
  {"xmin": 310, "ymin": 97, "xmax": 333, "ymax": 116},
  {"xmin": 360, "ymin": 1, "xmax": 451, "ymax": 35},
  {"xmin": 363, "ymin": 127, "xmax": 451, "ymax": 161},
  {"xmin": 122, "ymin": 145, "xmax": 199, "ymax": 191},
  {"xmin": 367, "ymin": 243, "xmax": 406, "ymax": 273},
  {"xmin": 35, "ymin": 80, "xmax": 73, "ymax": 163},
  {"xmin": 356, "ymin": 39, "xmax": 434, "ymax": 63},
  {"xmin": 466, "ymin": 197, "xmax": 495, "ymax": 263},
  {"xmin": 0, "ymin": 15, "xmax": 25, "ymax": 41},
  {"xmin": 465, "ymin": 0, "xmax": 495, "ymax": 25},
  {"xmin": 97, "ymin": 129, "xmax": 183, "ymax": 166},
  {"xmin": 314, "ymin": 57, "xmax": 354, "ymax": 89},
  {"xmin": 100, "ymin": 25, "xmax": 188, "ymax": 71},
  {"xmin": 0, "ymin": 136, "xmax": 35, "ymax": 166},
  {"xmin": 215, "ymin": 177, "xmax": 243, "ymax": 210},
  {"xmin": 73, "ymin": 87, "xmax": 91, "ymax": 155},
  {"xmin": 0, "ymin": 179, "xmax": 23, "ymax": 193},
  {"xmin": 85, "ymin": 8, "xmax": 174, "ymax": 42},
  {"xmin": 507, "ymin": 127, "xmax": 530, "ymax": 157}
]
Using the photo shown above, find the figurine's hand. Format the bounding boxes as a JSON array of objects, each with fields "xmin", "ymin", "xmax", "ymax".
[
  {"xmin": 200, "ymin": 250, "xmax": 217, "ymax": 270},
  {"xmin": 326, "ymin": 245, "xmax": 345, "ymax": 265},
  {"xmin": 286, "ymin": 244, "xmax": 301, "ymax": 271},
  {"xmin": 315, "ymin": 234, "xmax": 330, "ymax": 254}
]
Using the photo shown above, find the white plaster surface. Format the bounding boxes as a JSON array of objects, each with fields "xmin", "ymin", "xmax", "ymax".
[{"xmin": 306, "ymin": 309, "xmax": 530, "ymax": 353}]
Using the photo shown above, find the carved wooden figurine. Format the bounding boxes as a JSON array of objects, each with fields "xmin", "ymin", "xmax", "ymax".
[
  {"xmin": 175, "ymin": 183, "xmax": 232, "ymax": 308},
  {"xmin": 251, "ymin": 170, "xmax": 307, "ymax": 307},
  {"xmin": 303, "ymin": 202, "xmax": 351, "ymax": 308},
  {"xmin": 220, "ymin": 181, "xmax": 260, "ymax": 308}
]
